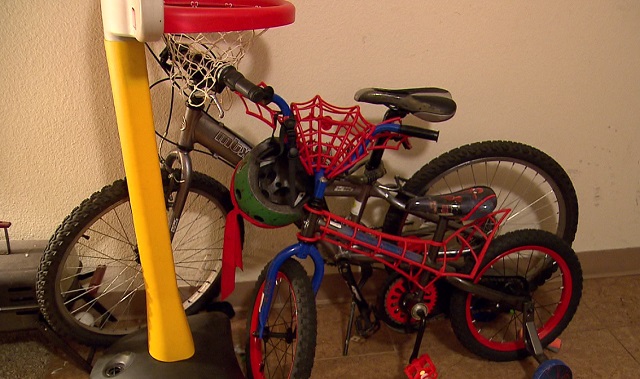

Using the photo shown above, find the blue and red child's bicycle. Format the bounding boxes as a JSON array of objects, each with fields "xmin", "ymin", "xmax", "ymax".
[{"xmin": 225, "ymin": 87, "xmax": 582, "ymax": 379}]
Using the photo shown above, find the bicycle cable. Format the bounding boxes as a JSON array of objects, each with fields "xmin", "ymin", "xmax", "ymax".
[{"xmin": 146, "ymin": 43, "xmax": 217, "ymax": 160}]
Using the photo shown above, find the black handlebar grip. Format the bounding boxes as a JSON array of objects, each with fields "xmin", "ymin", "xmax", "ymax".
[
  {"xmin": 219, "ymin": 66, "xmax": 269, "ymax": 103},
  {"xmin": 398, "ymin": 125, "xmax": 439, "ymax": 141}
]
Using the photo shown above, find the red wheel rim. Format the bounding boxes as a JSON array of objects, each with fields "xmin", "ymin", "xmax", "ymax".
[
  {"xmin": 465, "ymin": 245, "xmax": 573, "ymax": 352},
  {"xmin": 165, "ymin": 0, "xmax": 295, "ymax": 33}
]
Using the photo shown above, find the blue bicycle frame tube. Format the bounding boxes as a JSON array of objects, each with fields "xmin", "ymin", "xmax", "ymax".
[
  {"xmin": 313, "ymin": 170, "xmax": 328, "ymax": 199},
  {"xmin": 258, "ymin": 242, "xmax": 325, "ymax": 338},
  {"xmin": 349, "ymin": 123, "xmax": 402, "ymax": 172},
  {"xmin": 372, "ymin": 122, "xmax": 401, "ymax": 135},
  {"xmin": 271, "ymin": 93, "xmax": 291, "ymax": 116}
]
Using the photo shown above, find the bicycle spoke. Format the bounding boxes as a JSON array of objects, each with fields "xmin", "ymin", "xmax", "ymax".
[
  {"xmin": 112, "ymin": 204, "xmax": 135, "ymax": 247},
  {"xmin": 85, "ymin": 227, "xmax": 136, "ymax": 248},
  {"xmin": 94, "ymin": 208, "xmax": 135, "ymax": 246},
  {"xmin": 506, "ymin": 189, "xmax": 556, "ymax": 223},
  {"xmin": 63, "ymin": 265, "xmax": 134, "ymax": 309},
  {"xmin": 173, "ymin": 194, "xmax": 216, "ymax": 247},
  {"xmin": 485, "ymin": 160, "xmax": 501, "ymax": 187},
  {"xmin": 173, "ymin": 242, "xmax": 221, "ymax": 263},
  {"xmin": 75, "ymin": 241, "xmax": 140, "ymax": 267},
  {"xmin": 175, "ymin": 217, "xmax": 223, "ymax": 248},
  {"xmin": 95, "ymin": 277, "xmax": 145, "ymax": 329}
]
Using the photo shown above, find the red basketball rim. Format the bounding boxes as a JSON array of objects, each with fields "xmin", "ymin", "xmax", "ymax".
[{"xmin": 165, "ymin": 0, "xmax": 295, "ymax": 33}]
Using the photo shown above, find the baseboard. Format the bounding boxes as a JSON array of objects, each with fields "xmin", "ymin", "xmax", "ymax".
[
  {"xmin": 3, "ymin": 240, "xmax": 639, "ymax": 312},
  {"xmin": 577, "ymin": 247, "xmax": 640, "ymax": 279},
  {"xmin": 0, "ymin": 239, "xmax": 48, "ymax": 255},
  {"xmin": 228, "ymin": 247, "xmax": 640, "ymax": 312}
]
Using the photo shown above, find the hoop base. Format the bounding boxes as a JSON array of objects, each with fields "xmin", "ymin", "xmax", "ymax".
[{"xmin": 90, "ymin": 312, "xmax": 243, "ymax": 379}]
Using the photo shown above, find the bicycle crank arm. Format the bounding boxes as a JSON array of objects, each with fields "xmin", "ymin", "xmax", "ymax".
[{"xmin": 446, "ymin": 277, "xmax": 530, "ymax": 309}]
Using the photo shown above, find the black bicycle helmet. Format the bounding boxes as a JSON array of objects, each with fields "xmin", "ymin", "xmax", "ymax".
[{"xmin": 233, "ymin": 138, "xmax": 312, "ymax": 226}]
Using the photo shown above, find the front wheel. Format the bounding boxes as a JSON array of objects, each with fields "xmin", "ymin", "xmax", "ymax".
[
  {"xmin": 246, "ymin": 259, "xmax": 317, "ymax": 379},
  {"xmin": 449, "ymin": 230, "xmax": 582, "ymax": 361},
  {"xmin": 37, "ymin": 171, "xmax": 233, "ymax": 346}
]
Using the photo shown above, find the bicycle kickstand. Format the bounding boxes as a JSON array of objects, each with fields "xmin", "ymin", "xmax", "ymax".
[{"xmin": 339, "ymin": 261, "xmax": 379, "ymax": 356}]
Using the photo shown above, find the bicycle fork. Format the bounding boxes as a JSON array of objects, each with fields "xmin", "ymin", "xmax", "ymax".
[
  {"xmin": 162, "ymin": 149, "xmax": 193, "ymax": 239},
  {"xmin": 256, "ymin": 242, "xmax": 325, "ymax": 339},
  {"xmin": 254, "ymin": 234, "xmax": 381, "ymax": 356}
]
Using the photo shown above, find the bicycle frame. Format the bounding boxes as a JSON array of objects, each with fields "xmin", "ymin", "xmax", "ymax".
[
  {"xmin": 161, "ymin": 89, "xmax": 470, "ymax": 295},
  {"xmin": 161, "ymin": 106, "xmax": 250, "ymax": 234},
  {"xmin": 254, "ymin": 167, "xmax": 510, "ymax": 329},
  {"xmin": 235, "ymin": 91, "xmax": 579, "ymax": 378}
]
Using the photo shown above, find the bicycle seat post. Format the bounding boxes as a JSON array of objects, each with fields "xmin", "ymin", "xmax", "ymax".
[
  {"xmin": 365, "ymin": 108, "xmax": 406, "ymax": 173},
  {"xmin": 428, "ymin": 217, "xmax": 449, "ymax": 260}
]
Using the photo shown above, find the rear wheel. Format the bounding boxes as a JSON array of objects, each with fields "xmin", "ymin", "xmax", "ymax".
[
  {"xmin": 383, "ymin": 141, "xmax": 579, "ymax": 243},
  {"xmin": 246, "ymin": 259, "xmax": 316, "ymax": 379},
  {"xmin": 449, "ymin": 230, "xmax": 582, "ymax": 361},
  {"xmin": 37, "ymin": 171, "xmax": 233, "ymax": 346}
]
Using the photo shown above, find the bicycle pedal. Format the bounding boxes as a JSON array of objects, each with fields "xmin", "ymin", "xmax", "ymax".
[
  {"xmin": 546, "ymin": 338, "xmax": 562, "ymax": 353},
  {"xmin": 404, "ymin": 353, "xmax": 438, "ymax": 379}
]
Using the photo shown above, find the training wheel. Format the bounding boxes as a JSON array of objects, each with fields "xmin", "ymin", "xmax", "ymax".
[{"xmin": 532, "ymin": 359, "xmax": 572, "ymax": 379}]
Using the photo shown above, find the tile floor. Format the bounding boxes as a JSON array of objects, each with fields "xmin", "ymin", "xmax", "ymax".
[{"xmin": 1, "ymin": 274, "xmax": 639, "ymax": 379}]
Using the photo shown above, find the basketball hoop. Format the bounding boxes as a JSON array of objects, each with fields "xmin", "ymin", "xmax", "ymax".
[
  {"xmin": 98, "ymin": 0, "xmax": 294, "ymax": 364},
  {"xmin": 162, "ymin": 1, "xmax": 295, "ymax": 107},
  {"xmin": 164, "ymin": 0, "xmax": 296, "ymax": 34},
  {"xmin": 102, "ymin": 0, "xmax": 295, "ymax": 107}
]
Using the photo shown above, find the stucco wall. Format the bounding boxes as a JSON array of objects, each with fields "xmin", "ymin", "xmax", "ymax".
[{"xmin": 1, "ymin": 1, "xmax": 639, "ymax": 276}]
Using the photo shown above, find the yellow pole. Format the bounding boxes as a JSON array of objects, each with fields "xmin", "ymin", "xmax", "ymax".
[{"xmin": 103, "ymin": 38, "xmax": 195, "ymax": 362}]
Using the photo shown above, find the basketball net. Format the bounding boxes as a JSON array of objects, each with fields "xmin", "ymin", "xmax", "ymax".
[{"xmin": 163, "ymin": 30, "xmax": 263, "ymax": 109}]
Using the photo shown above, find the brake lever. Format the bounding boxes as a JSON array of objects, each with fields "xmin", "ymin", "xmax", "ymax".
[{"xmin": 211, "ymin": 93, "xmax": 225, "ymax": 119}]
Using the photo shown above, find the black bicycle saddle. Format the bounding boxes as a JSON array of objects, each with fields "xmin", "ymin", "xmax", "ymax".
[{"xmin": 354, "ymin": 87, "xmax": 457, "ymax": 122}]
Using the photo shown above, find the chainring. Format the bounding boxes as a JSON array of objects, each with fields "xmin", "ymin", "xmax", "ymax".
[{"xmin": 377, "ymin": 273, "xmax": 438, "ymax": 333}]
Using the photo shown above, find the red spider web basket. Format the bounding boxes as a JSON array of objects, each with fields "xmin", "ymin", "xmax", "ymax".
[
  {"xmin": 291, "ymin": 96, "xmax": 406, "ymax": 178},
  {"xmin": 238, "ymin": 93, "xmax": 407, "ymax": 178}
]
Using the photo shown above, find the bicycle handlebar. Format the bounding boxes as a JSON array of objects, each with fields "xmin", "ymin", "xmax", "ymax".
[
  {"xmin": 398, "ymin": 125, "xmax": 439, "ymax": 141},
  {"xmin": 219, "ymin": 66, "xmax": 272, "ymax": 104},
  {"xmin": 373, "ymin": 123, "xmax": 439, "ymax": 142}
]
